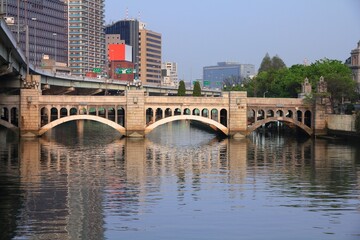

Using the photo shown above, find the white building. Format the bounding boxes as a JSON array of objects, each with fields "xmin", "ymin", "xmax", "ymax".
[{"xmin": 161, "ymin": 62, "xmax": 178, "ymax": 86}]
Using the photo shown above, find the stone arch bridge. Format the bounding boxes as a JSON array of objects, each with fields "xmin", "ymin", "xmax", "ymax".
[{"xmin": 0, "ymin": 89, "xmax": 327, "ymax": 138}]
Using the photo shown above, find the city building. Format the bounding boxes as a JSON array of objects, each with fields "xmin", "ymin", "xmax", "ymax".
[
  {"xmin": 139, "ymin": 26, "xmax": 162, "ymax": 85},
  {"xmin": 105, "ymin": 19, "xmax": 162, "ymax": 85},
  {"xmin": 107, "ymin": 42, "xmax": 134, "ymax": 81},
  {"xmin": 203, "ymin": 62, "xmax": 255, "ymax": 89},
  {"xmin": 161, "ymin": 62, "xmax": 178, "ymax": 87},
  {"xmin": 349, "ymin": 41, "xmax": 360, "ymax": 90},
  {"xmin": 67, "ymin": 0, "xmax": 106, "ymax": 77},
  {"xmin": 3, "ymin": 0, "xmax": 67, "ymax": 65}
]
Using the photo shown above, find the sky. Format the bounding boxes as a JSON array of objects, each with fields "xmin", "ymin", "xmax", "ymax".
[{"xmin": 105, "ymin": 0, "xmax": 360, "ymax": 81}]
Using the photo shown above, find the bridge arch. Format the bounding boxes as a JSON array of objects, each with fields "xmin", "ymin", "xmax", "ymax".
[
  {"xmin": 144, "ymin": 115, "xmax": 229, "ymax": 136},
  {"xmin": 0, "ymin": 119, "xmax": 18, "ymax": 130},
  {"xmin": 247, "ymin": 117, "xmax": 313, "ymax": 136},
  {"xmin": 38, "ymin": 115, "xmax": 126, "ymax": 136}
]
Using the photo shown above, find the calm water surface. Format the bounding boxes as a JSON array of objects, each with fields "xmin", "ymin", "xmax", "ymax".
[{"xmin": 0, "ymin": 121, "xmax": 359, "ymax": 240}]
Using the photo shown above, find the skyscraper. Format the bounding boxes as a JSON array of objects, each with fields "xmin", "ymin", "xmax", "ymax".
[
  {"xmin": 105, "ymin": 19, "xmax": 162, "ymax": 85},
  {"xmin": 66, "ymin": 0, "xmax": 106, "ymax": 76},
  {"xmin": 3, "ymin": 0, "xmax": 67, "ymax": 65}
]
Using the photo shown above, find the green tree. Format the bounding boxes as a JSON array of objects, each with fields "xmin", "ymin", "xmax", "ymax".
[
  {"xmin": 177, "ymin": 80, "xmax": 186, "ymax": 96},
  {"xmin": 193, "ymin": 81, "xmax": 202, "ymax": 96},
  {"xmin": 258, "ymin": 53, "xmax": 272, "ymax": 73},
  {"xmin": 271, "ymin": 55, "xmax": 286, "ymax": 70}
]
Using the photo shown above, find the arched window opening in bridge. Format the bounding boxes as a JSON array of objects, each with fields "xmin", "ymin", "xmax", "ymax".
[
  {"xmin": 50, "ymin": 107, "xmax": 58, "ymax": 121},
  {"xmin": 297, "ymin": 110, "xmax": 303, "ymax": 122},
  {"xmin": 117, "ymin": 107, "xmax": 125, "ymax": 126},
  {"xmin": 155, "ymin": 108, "xmax": 163, "ymax": 121},
  {"xmin": 60, "ymin": 108, "xmax": 67, "ymax": 118},
  {"xmin": 88, "ymin": 107, "xmax": 96, "ymax": 116},
  {"xmin": 165, "ymin": 108, "xmax": 172, "ymax": 118},
  {"xmin": 40, "ymin": 107, "xmax": 49, "ymax": 126},
  {"xmin": 146, "ymin": 108, "xmax": 154, "ymax": 124},
  {"xmin": 1, "ymin": 107, "xmax": 9, "ymax": 121},
  {"xmin": 11, "ymin": 107, "xmax": 18, "ymax": 126},
  {"xmin": 286, "ymin": 110, "xmax": 293, "ymax": 118},
  {"xmin": 257, "ymin": 110, "xmax": 265, "ymax": 121},
  {"xmin": 211, "ymin": 109, "xmax": 218, "ymax": 122},
  {"xmin": 174, "ymin": 108, "xmax": 181, "ymax": 116},
  {"xmin": 267, "ymin": 110, "xmax": 274, "ymax": 118},
  {"xmin": 276, "ymin": 110, "xmax": 283, "ymax": 117},
  {"xmin": 304, "ymin": 110, "xmax": 312, "ymax": 127},
  {"xmin": 184, "ymin": 108, "xmax": 191, "ymax": 115},
  {"xmin": 220, "ymin": 109, "xmax": 227, "ymax": 127},
  {"xmin": 248, "ymin": 109, "xmax": 255, "ymax": 125},
  {"xmin": 70, "ymin": 107, "xmax": 78, "ymax": 116},
  {"xmin": 202, "ymin": 108, "xmax": 209, "ymax": 118},
  {"xmin": 80, "ymin": 107, "xmax": 87, "ymax": 115},
  {"xmin": 193, "ymin": 108, "xmax": 200, "ymax": 116},
  {"xmin": 108, "ymin": 107, "xmax": 115, "ymax": 121},
  {"xmin": 98, "ymin": 107, "xmax": 106, "ymax": 118}
]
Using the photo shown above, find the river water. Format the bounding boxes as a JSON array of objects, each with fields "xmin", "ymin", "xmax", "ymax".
[{"xmin": 0, "ymin": 121, "xmax": 359, "ymax": 240}]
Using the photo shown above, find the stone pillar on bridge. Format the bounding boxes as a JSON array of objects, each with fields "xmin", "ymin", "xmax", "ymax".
[
  {"xmin": 125, "ymin": 90, "xmax": 146, "ymax": 137},
  {"xmin": 313, "ymin": 77, "xmax": 329, "ymax": 136},
  {"xmin": 20, "ymin": 88, "xmax": 41, "ymax": 137},
  {"xmin": 228, "ymin": 91, "xmax": 248, "ymax": 138}
]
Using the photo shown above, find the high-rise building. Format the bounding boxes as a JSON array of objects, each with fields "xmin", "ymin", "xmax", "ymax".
[
  {"xmin": 105, "ymin": 19, "xmax": 162, "ymax": 85},
  {"xmin": 66, "ymin": 0, "xmax": 106, "ymax": 76},
  {"xmin": 161, "ymin": 62, "xmax": 178, "ymax": 86},
  {"xmin": 203, "ymin": 62, "xmax": 255, "ymax": 89},
  {"xmin": 3, "ymin": 0, "xmax": 67, "ymax": 65},
  {"xmin": 139, "ymin": 27, "xmax": 162, "ymax": 85}
]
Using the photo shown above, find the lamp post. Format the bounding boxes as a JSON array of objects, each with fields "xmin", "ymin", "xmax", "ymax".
[
  {"xmin": 31, "ymin": 18, "xmax": 37, "ymax": 66},
  {"xmin": 52, "ymin": 33, "xmax": 57, "ymax": 62},
  {"xmin": 263, "ymin": 90, "xmax": 268, "ymax": 98}
]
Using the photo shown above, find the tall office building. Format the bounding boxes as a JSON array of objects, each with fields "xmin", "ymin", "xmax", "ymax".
[
  {"xmin": 203, "ymin": 62, "xmax": 255, "ymax": 89},
  {"xmin": 105, "ymin": 19, "xmax": 162, "ymax": 85},
  {"xmin": 66, "ymin": 0, "xmax": 106, "ymax": 76},
  {"xmin": 3, "ymin": 0, "xmax": 67, "ymax": 65}
]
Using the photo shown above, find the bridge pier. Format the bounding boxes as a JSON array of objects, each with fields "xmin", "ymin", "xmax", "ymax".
[
  {"xmin": 125, "ymin": 90, "xmax": 146, "ymax": 138},
  {"xmin": 228, "ymin": 91, "xmax": 248, "ymax": 138},
  {"xmin": 20, "ymin": 88, "xmax": 41, "ymax": 137}
]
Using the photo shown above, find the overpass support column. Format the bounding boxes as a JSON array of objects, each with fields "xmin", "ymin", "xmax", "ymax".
[
  {"xmin": 20, "ymin": 87, "xmax": 41, "ymax": 137},
  {"xmin": 125, "ymin": 90, "xmax": 146, "ymax": 137},
  {"xmin": 228, "ymin": 91, "xmax": 248, "ymax": 138}
]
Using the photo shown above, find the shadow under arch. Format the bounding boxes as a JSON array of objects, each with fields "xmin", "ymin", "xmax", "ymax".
[
  {"xmin": 144, "ymin": 115, "xmax": 229, "ymax": 136},
  {"xmin": 38, "ymin": 115, "xmax": 126, "ymax": 136},
  {"xmin": 247, "ymin": 117, "xmax": 313, "ymax": 136},
  {"xmin": 0, "ymin": 119, "xmax": 18, "ymax": 131}
]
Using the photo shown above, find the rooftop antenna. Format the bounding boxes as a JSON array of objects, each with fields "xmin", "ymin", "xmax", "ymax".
[
  {"xmin": 138, "ymin": 11, "xmax": 141, "ymax": 21},
  {"xmin": 125, "ymin": 7, "xmax": 128, "ymax": 20}
]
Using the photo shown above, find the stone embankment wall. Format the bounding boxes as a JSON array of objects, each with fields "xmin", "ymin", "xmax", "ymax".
[{"xmin": 327, "ymin": 114, "xmax": 356, "ymax": 134}]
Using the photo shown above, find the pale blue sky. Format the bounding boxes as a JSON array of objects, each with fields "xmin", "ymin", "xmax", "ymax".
[{"xmin": 105, "ymin": 0, "xmax": 360, "ymax": 81}]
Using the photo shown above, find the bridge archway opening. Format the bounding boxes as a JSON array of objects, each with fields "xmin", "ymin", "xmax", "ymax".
[
  {"xmin": 193, "ymin": 108, "xmax": 200, "ymax": 116},
  {"xmin": 60, "ymin": 107, "xmax": 67, "ymax": 118},
  {"xmin": 257, "ymin": 110, "xmax": 265, "ymax": 120},
  {"xmin": 98, "ymin": 107, "xmax": 106, "ymax": 118},
  {"xmin": 248, "ymin": 109, "xmax": 256, "ymax": 125},
  {"xmin": 1, "ymin": 107, "xmax": 9, "ymax": 121},
  {"xmin": 202, "ymin": 108, "xmax": 209, "ymax": 118},
  {"xmin": 165, "ymin": 108, "xmax": 172, "ymax": 117},
  {"xmin": 70, "ymin": 107, "xmax": 78, "ymax": 115},
  {"xmin": 10, "ymin": 107, "xmax": 18, "ymax": 126},
  {"xmin": 304, "ymin": 110, "xmax": 312, "ymax": 127},
  {"xmin": 156, "ymin": 108, "xmax": 163, "ymax": 121},
  {"xmin": 184, "ymin": 108, "xmax": 190, "ymax": 115},
  {"xmin": 146, "ymin": 108, "xmax": 154, "ymax": 124},
  {"xmin": 50, "ymin": 107, "xmax": 58, "ymax": 121},
  {"xmin": 40, "ymin": 107, "xmax": 49, "ymax": 126},
  {"xmin": 174, "ymin": 108, "xmax": 181, "ymax": 116},
  {"xmin": 88, "ymin": 107, "xmax": 96, "ymax": 116},
  {"xmin": 80, "ymin": 107, "xmax": 87, "ymax": 115},
  {"xmin": 286, "ymin": 110, "xmax": 293, "ymax": 118},
  {"xmin": 220, "ymin": 109, "xmax": 227, "ymax": 127},
  {"xmin": 108, "ymin": 107, "xmax": 115, "ymax": 121},
  {"xmin": 117, "ymin": 107, "xmax": 125, "ymax": 126},
  {"xmin": 276, "ymin": 110, "xmax": 283, "ymax": 117},
  {"xmin": 211, "ymin": 109, "xmax": 218, "ymax": 121},
  {"xmin": 297, "ymin": 110, "xmax": 302, "ymax": 122},
  {"xmin": 267, "ymin": 110, "xmax": 274, "ymax": 118}
]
